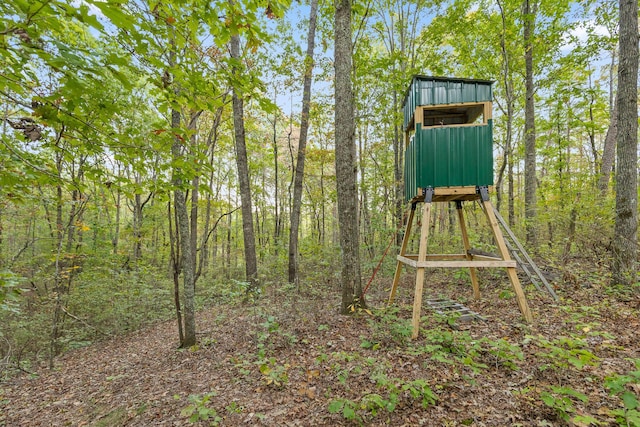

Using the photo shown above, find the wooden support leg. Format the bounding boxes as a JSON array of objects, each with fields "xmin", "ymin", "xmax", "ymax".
[
  {"xmin": 456, "ymin": 202, "xmax": 480, "ymax": 299},
  {"xmin": 412, "ymin": 200, "xmax": 432, "ymax": 339},
  {"xmin": 481, "ymin": 199, "xmax": 533, "ymax": 323},
  {"xmin": 389, "ymin": 205, "xmax": 416, "ymax": 305}
]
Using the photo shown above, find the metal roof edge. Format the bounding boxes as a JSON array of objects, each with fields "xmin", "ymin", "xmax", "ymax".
[{"xmin": 402, "ymin": 75, "xmax": 495, "ymax": 107}]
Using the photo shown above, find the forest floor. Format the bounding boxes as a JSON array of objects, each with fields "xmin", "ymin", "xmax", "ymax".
[{"xmin": 1, "ymin": 259, "xmax": 639, "ymax": 426}]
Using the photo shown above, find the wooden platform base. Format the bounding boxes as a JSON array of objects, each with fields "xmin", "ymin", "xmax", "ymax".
[{"xmin": 389, "ymin": 186, "xmax": 533, "ymax": 339}]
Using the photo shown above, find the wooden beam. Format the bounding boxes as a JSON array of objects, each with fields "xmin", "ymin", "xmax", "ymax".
[
  {"xmin": 409, "ymin": 187, "xmax": 496, "ymax": 204},
  {"xmin": 435, "ymin": 186, "xmax": 478, "ymax": 196},
  {"xmin": 389, "ymin": 206, "xmax": 415, "ymax": 304},
  {"xmin": 469, "ymin": 254, "xmax": 503, "ymax": 262},
  {"xmin": 414, "ymin": 260, "xmax": 516, "ymax": 268},
  {"xmin": 397, "ymin": 255, "xmax": 516, "ymax": 268},
  {"xmin": 402, "ymin": 254, "xmax": 468, "ymax": 261},
  {"xmin": 481, "ymin": 199, "xmax": 533, "ymax": 323},
  {"xmin": 412, "ymin": 202, "xmax": 431, "ymax": 339},
  {"xmin": 397, "ymin": 256, "xmax": 417, "ymax": 267},
  {"xmin": 457, "ymin": 205, "xmax": 480, "ymax": 298}
]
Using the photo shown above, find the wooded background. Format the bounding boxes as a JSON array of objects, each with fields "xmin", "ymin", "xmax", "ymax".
[{"xmin": 0, "ymin": 0, "xmax": 637, "ymax": 369}]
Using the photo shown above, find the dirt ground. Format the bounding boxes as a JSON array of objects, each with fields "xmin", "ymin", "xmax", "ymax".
[{"xmin": 1, "ymin": 264, "xmax": 639, "ymax": 426}]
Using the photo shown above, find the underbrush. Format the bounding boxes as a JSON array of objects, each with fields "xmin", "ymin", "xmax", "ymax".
[{"xmin": 0, "ymin": 257, "xmax": 255, "ymax": 379}]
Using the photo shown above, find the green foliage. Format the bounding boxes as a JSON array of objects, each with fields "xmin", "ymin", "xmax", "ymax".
[
  {"xmin": 360, "ymin": 337, "xmax": 380, "ymax": 351},
  {"xmin": 179, "ymin": 392, "xmax": 222, "ymax": 425},
  {"xmin": 408, "ymin": 327, "xmax": 471, "ymax": 365},
  {"xmin": 328, "ymin": 373, "xmax": 437, "ymax": 423},
  {"xmin": 476, "ymin": 337, "xmax": 524, "ymax": 371},
  {"xmin": 402, "ymin": 379, "xmax": 438, "ymax": 408},
  {"xmin": 604, "ymin": 359, "xmax": 640, "ymax": 426},
  {"xmin": 0, "ymin": 259, "xmax": 179, "ymax": 371},
  {"xmin": 328, "ymin": 398, "xmax": 361, "ymax": 423},
  {"xmin": 258, "ymin": 357, "xmax": 289, "ymax": 388},
  {"xmin": 540, "ymin": 386, "xmax": 592, "ymax": 423},
  {"xmin": 225, "ymin": 401, "xmax": 244, "ymax": 414},
  {"xmin": 0, "ymin": 271, "xmax": 22, "ymax": 314},
  {"xmin": 528, "ymin": 335, "xmax": 600, "ymax": 371}
]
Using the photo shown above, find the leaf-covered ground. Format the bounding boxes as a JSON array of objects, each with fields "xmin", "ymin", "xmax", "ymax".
[{"xmin": 1, "ymin": 263, "xmax": 639, "ymax": 426}]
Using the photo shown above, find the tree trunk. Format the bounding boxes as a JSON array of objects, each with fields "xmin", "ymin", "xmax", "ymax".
[
  {"xmin": 393, "ymin": 92, "xmax": 403, "ymax": 246},
  {"xmin": 168, "ymin": 201, "xmax": 184, "ymax": 344},
  {"xmin": 496, "ymin": 0, "xmax": 516, "ymax": 226},
  {"xmin": 597, "ymin": 102, "xmax": 618, "ymax": 194},
  {"xmin": 288, "ymin": 0, "xmax": 318, "ymax": 285},
  {"xmin": 132, "ymin": 179, "xmax": 143, "ymax": 263},
  {"xmin": 167, "ymin": 23, "xmax": 196, "ymax": 346},
  {"xmin": 112, "ymin": 164, "xmax": 122, "ymax": 255},
  {"xmin": 358, "ymin": 128, "xmax": 373, "ymax": 260},
  {"xmin": 523, "ymin": 0, "xmax": 538, "ymax": 247},
  {"xmin": 612, "ymin": 0, "xmax": 638, "ymax": 286},
  {"xmin": 171, "ymin": 107, "xmax": 196, "ymax": 347},
  {"xmin": 188, "ymin": 111, "xmax": 201, "ymax": 285},
  {"xmin": 335, "ymin": 0, "xmax": 365, "ymax": 313},
  {"xmin": 230, "ymin": 33, "xmax": 259, "ymax": 289},
  {"xmin": 272, "ymin": 88, "xmax": 280, "ymax": 252}
]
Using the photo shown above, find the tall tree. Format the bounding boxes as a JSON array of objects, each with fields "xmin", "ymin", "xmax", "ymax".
[
  {"xmin": 288, "ymin": 0, "xmax": 319, "ymax": 284},
  {"xmin": 335, "ymin": 0, "xmax": 365, "ymax": 313},
  {"xmin": 612, "ymin": 0, "xmax": 638, "ymax": 286},
  {"xmin": 595, "ymin": 0, "xmax": 621, "ymax": 194},
  {"xmin": 167, "ymin": 22, "xmax": 197, "ymax": 347},
  {"xmin": 230, "ymin": 32, "xmax": 259, "ymax": 289},
  {"xmin": 523, "ymin": 0, "xmax": 537, "ymax": 247}
]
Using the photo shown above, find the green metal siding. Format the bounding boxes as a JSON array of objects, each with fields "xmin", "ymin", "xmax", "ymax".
[
  {"xmin": 403, "ymin": 76, "xmax": 493, "ymax": 130},
  {"xmin": 404, "ymin": 121, "xmax": 494, "ymax": 201}
]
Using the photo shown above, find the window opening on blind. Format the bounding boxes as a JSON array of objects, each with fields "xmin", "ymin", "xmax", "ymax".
[{"xmin": 422, "ymin": 103, "xmax": 485, "ymax": 127}]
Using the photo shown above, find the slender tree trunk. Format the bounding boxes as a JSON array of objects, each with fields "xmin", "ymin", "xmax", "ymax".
[
  {"xmin": 335, "ymin": 0, "xmax": 365, "ymax": 313},
  {"xmin": 320, "ymin": 143, "xmax": 326, "ymax": 245},
  {"xmin": 496, "ymin": 0, "xmax": 517, "ymax": 225},
  {"xmin": 597, "ymin": 102, "xmax": 618, "ymax": 194},
  {"xmin": 226, "ymin": 191, "xmax": 232, "ymax": 278},
  {"xmin": 612, "ymin": 0, "xmax": 638, "ymax": 286},
  {"xmin": 523, "ymin": 0, "xmax": 537, "ymax": 247},
  {"xmin": 393, "ymin": 93, "xmax": 403, "ymax": 246},
  {"xmin": 112, "ymin": 165, "xmax": 122, "ymax": 255},
  {"xmin": 230, "ymin": 33, "xmax": 258, "ymax": 289},
  {"xmin": 272, "ymin": 89, "xmax": 280, "ymax": 252},
  {"xmin": 200, "ymin": 174, "xmax": 213, "ymax": 278},
  {"xmin": 587, "ymin": 74, "xmax": 598, "ymax": 174},
  {"xmin": 188, "ymin": 112, "xmax": 201, "ymax": 285},
  {"xmin": 288, "ymin": 0, "xmax": 318, "ymax": 284},
  {"xmin": 168, "ymin": 201, "xmax": 184, "ymax": 344},
  {"xmin": 171, "ymin": 109, "xmax": 196, "ymax": 347},
  {"xmin": 132, "ymin": 183, "xmax": 143, "ymax": 262},
  {"xmin": 167, "ymin": 25, "xmax": 196, "ymax": 346},
  {"xmin": 358, "ymin": 129, "xmax": 373, "ymax": 260}
]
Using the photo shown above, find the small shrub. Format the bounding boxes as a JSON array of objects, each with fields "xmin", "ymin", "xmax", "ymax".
[
  {"xmin": 604, "ymin": 359, "xmax": 640, "ymax": 426},
  {"xmin": 179, "ymin": 391, "xmax": 221, "ymax": 425},
  {"xmin": 540, "ymin": 386, "xmax": 595, "ymax": 424},
  {"xmin": 328, "ymin": 398, "xmax": 361, "ymax": 423}
]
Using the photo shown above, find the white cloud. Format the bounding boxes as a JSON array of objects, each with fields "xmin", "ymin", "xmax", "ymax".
[{"xmin": 561, "ymin": 20, "xmax": 611, "ymax": 53}]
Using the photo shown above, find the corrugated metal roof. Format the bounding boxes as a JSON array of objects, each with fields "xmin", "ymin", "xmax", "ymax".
[{"xmin": 403, "ymin": 76, "xmax": 493, "ymax": 131}]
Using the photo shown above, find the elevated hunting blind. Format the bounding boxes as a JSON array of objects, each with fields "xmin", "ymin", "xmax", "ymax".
[
  {"xmin": 389, "ymin": 76, "xmax": 535, "ymax": 338},
  {"xmin": 403, "ymin": 76, "xmax": 494, "ymax": 201}
]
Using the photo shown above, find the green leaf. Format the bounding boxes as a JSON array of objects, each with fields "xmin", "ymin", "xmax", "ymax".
[
  {"xmin": 571, "ymin": 414, "xmax": 599, "ymax": 425},
  {"xmin": 328, "ymin": 400, "xmax": 343, "ymax": 413},
  {"xmin": 541, "ymin": 392, "xmax": 555, "ymax": 407},
  {"xmin": 93, "ymin": 3, "xmax": 135, "ymax": 30},
  {"xmin": 259, "ymin": 364, "xmax": 271, "ymax": 375},
  {"xmin": 621, "ymin": 391, "xmax": 639, "ymax": 410},
  {"xmin": 342, "ymin": 405, "xmax": 356, "ymax": 420}
]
